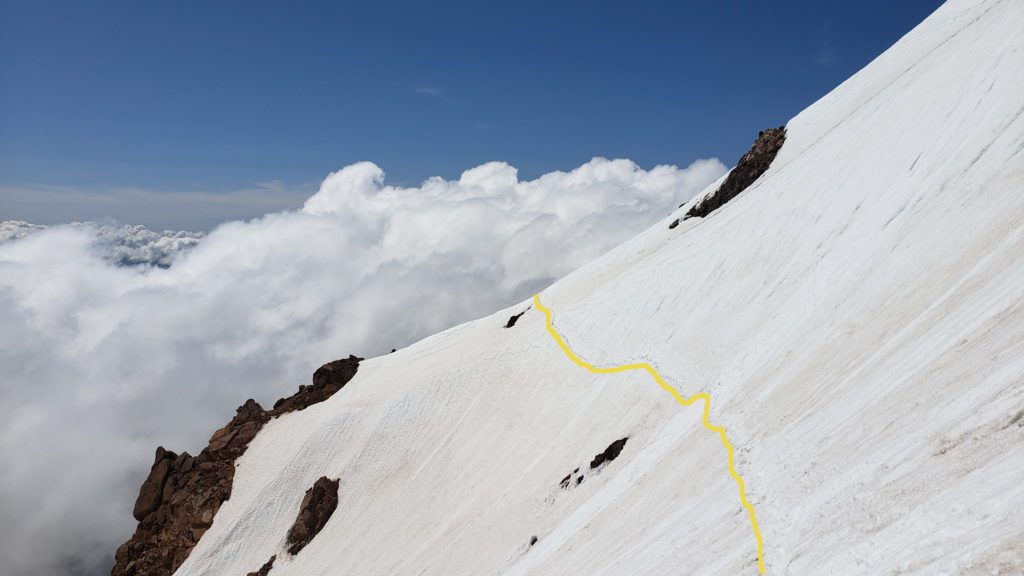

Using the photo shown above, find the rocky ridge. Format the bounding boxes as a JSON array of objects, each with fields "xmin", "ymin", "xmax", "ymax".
[
  {"xmin": 670, "ymin": 126, "xmax": 786, "ymax": 228},
  {"xmin": 111, "ymin": 355, "xmax": 362, "ymax": 576}
]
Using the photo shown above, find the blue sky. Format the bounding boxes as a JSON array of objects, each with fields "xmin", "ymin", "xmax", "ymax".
[{"xmin": 1, "ymin": 0, "xmax": 941, "ymax": 227}]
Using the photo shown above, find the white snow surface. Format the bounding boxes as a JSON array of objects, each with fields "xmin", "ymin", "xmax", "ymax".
[{"xmin": 175, "ymin": 1, "xmax": 1024, "ymax": 574}]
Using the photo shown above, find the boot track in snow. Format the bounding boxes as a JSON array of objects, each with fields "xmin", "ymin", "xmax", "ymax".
[{"xmin": 533, "ymin": 293, "xmax": 767, "ymax": 574}]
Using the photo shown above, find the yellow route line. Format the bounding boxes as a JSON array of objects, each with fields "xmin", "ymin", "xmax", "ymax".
[{"xmin": 532, "ymin": 294, "xmax": 766, "ymax": 574}]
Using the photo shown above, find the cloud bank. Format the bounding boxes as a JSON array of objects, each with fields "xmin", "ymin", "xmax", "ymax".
[
  {"xmin": 1, "ymin": 221, "xmax": 204, "ymax": 267},
  {"xmin": 0, "ymin": 156, "xmax": 725, "ymax": 575}
]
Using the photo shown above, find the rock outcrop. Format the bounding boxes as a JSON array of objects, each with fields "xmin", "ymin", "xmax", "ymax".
[
  {"xmin": 589, "ymin": 437, "xmax": 628, "ymax": 469},
  {"xmin": 274, "ymin": 355, "xmax": 362, "ymax": 414},
  {"xmin": 504, "ymin": 308, "xmax": 528, "ymax": 328},
  {"xmin": 111, "ymin": 355, "xmax": 362, "ymax": 576},
  {"xmin": 286, "ymin": 476, "xmax": 340, "ymax": 555},
  {"xmin": 246, "ymin": 555, "xmax": 276, "ymax": 576},
  {"xmin": 131, "ymin": 447, "xmax": 175, "ymax": 521},
  {"xmin": 682, "ymin": 126, "xmax": 786, "ymax": 221}
]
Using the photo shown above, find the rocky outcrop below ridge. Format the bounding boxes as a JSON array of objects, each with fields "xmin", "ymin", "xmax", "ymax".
[
  {"xmin": 673, "ymin": 126, "xmax": 786, "ymax": 227},
  {"xmin": 246, "ymin": 555, "xmax": 276, "ymax": 576},
  {"xmin": 504, "ymin": 307, "xmax": 529, "ymax": 328},
  {"xmin": 589, "ymin": 437, "xmax": 628, "ymax": 469},
  {"xmin": 111, "ymin": 355, "xmax": 362, "ymax": 576},
  {"xmin": 686, "ymin": 125, "xmax": 786, "ymax": 218},
  {"xmin": 286, "ymin": 476, "xmax": 340, "ymax": 555},
  {"xmin": 275, "ymin": 356, "xmax": 363, "ymax": 413}
]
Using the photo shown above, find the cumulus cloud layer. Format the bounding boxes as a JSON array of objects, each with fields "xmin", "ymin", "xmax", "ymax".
[
  {"xmin": 1, "ymin": 221, "xmax": 204, "ymax": 267},
  {"xmin": 0, "ymin": 156, "xmax": 725, "ymax": 575}
]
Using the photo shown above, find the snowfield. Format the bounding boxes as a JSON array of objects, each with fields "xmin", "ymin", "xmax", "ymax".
[{"xmin": 175, "ymin": 0, "xmax": 1024, "ymax": 574}]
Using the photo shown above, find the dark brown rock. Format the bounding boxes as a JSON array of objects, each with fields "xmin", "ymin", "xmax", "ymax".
[
  {"xmin": 589, "ymin": 437, "xmax": 628, "ymax": 469},
  {"xmin": 504, "ymin": 308, "xmax": 528, "ymax": 328},
  {"xmin": 312, "ymin": 355, "xmax": 361, "ymax": 390},
  {"xmin": 132, "ymin": 447, "xmax": 175, "ymax": 521},
  {"xmin": 206, "ymin": 425, "xmax": 236, "ymax": 452},
  {"xmin": 247, "ymin": 555, "xmax": 276, "ymax": 576},
  {"xmin": 111, "ymin": 355, "xmax": 362, "ymax": 576},
  {"xmin": 274, "ymin": 355, "xmax": 362, "ymax": 414},
  {"xmin": 684, "ymin": 126, "xmax": 786, "ymax": 219},
  {"xmin": 286, "ymin": 476, "xmax": 340, "ymax": 555}
]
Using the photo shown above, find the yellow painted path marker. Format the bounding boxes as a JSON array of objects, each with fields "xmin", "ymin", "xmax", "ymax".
[{"xmin": 533, "ymin": 293, "xmax": 766, "ymax": 574}]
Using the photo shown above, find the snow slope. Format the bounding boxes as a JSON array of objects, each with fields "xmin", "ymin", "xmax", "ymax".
[{"xmin": 175, "ymin": 0, "xmax": 1024, "ymax": 574}]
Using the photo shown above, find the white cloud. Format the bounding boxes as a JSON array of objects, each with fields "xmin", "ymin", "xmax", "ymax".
[
  {"xmin": 1, "ymin": 221, "xmax": 204, "ymax": 267},
  {"xmin": 0, "ymin": 156, "xmax": 725, "ymax": 575},
  {"xmin": 0, "ymin": 220, "xmax": 46, "ymax": 241}
]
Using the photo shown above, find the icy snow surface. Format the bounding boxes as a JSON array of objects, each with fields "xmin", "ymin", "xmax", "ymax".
[{"xmin": 175, "ymin": 0, "xmax": 1024, "ymax": 574}]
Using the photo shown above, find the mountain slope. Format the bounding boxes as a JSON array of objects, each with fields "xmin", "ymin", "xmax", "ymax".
[{"xmin": 170, "ymin": 0, "xmax": 1024, "ymax": 574}]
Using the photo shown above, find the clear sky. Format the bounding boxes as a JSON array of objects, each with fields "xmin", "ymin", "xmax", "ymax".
[{"xmin": 1, "ymin": 0, "xmax": 942, "ymax": 227}]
